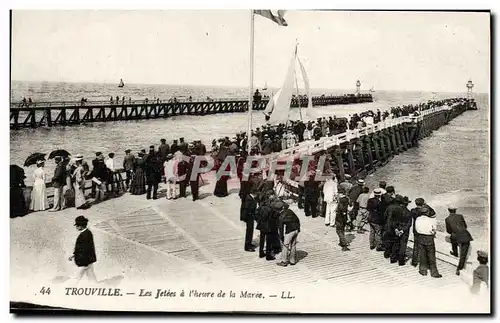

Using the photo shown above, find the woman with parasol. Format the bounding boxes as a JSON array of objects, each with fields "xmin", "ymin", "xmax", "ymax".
[{"xmin": 29, "ymin": 160, "xmax": 48, "ymax": 212}]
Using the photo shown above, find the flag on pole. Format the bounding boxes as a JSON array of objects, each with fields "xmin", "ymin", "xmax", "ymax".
[{"xmin": 254, "ymin": 10, "xmax": 288, "ymax": 26}]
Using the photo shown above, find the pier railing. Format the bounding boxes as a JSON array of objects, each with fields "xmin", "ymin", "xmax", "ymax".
[{"xmin": 10, "ymin": 93, "xmax": 374, "ymax": 129}]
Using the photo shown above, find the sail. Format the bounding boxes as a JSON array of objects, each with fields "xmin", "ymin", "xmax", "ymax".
[
  {"xmin": 263, "ymin": 88, "xmax": 281, "ymax": 117},
  {"xmin": 267, "ymin": 45, "xmax": 297, "ymax": 125},
  {"xmin": 297, "ymin": 56, "xmax": 312, "ymax": 117}
]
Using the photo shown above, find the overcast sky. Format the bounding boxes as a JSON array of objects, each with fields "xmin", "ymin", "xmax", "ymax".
[{"xmin": 11, "ymin": 10, "xmax": 489, "ymax": 92}]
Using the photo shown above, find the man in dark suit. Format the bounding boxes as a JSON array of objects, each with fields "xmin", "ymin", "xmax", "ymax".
[
  {"xmin": 367, "ymin": 188, "xmax": 385, "ymax": 251},
  {"xmin": 256, "ymin": 195, "xmax": 275, "ymax": 260},
  {"xmin": 145, "ymin": 146, "xmax": 161, "ymax": 200},
  {"xmin": 240, "ymin": 190, "xmax": 258, "ymax": 252},
  {"xmin": 49, "ymin": 156, "xmax": 66, "ymax": 212},
  {"xmin": 445, "ymin": 207, "xmax": 473, "ymax": 275},
  {"xmin": 187, "ymin": 155, "xmax": 200, "ymax": 201},
  {"xmin": 68, "ymin": 216, "xmax": 97, "ymax": 283}
]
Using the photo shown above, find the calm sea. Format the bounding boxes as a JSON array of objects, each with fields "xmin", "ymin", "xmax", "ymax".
[{"xmin": 10, "ymin": 81, "xmax": 489, "ymax": 243}]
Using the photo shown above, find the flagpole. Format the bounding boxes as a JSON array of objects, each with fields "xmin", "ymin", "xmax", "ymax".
[{"xmin": 247, "ymin": 10, "xmax": 255, "ymax": 154}]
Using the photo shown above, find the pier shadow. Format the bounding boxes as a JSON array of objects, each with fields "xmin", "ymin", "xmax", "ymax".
[
  {"xmin": 346, "ymin": 233, "xmax": 356, "ymax": 244},
  {"xmin": 296, "ymin": 250, "xmax": 309, "ymax": 262},
  {"xmin": 228, "ymin": 188, "xmax": 240, "ymax": 195},
  {"xmin": 98, "ymin": 275, "xmax": 125, "ymax": 287},
  {"xmin": 197, "ymin": 192, "xmax": 211, "ymax": 200}
]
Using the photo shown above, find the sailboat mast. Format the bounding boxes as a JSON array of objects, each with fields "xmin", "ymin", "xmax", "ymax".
[{"xmin": 247, "ymin": 10, "xmax": 255, "ymax": 153}]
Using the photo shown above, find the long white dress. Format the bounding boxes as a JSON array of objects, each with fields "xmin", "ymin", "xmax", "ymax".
[
  {"xmin": 30, "ymin": 167, "xmax": 47, "ymax": 211},
  {"xmin": 323, "ymin": 179, "xmax": 338, "ymax": 226}
]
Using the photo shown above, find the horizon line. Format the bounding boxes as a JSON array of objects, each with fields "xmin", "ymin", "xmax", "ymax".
[{"xmin": 10, "ymin": 79, "xmax": 484, "ymax": 95}]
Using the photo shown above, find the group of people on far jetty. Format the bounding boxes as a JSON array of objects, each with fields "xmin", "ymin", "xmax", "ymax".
[{"xmin": 10, "ymin": 96, "xmax": 486, "ymax": 292}]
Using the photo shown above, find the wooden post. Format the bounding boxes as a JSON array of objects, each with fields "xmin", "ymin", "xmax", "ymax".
[
  {"xmin": 363, "ymin": 136, "xmax": 374, "ymax": 170},
  {"xmin": 45, "ymin": 108, "xmax": 52, "ymax": 127},
  {"xmin": 355, "ymin": 139, "xmax": 365, "ymax": 172},
  {"xmin": 334, "ymin": 148, "xmax": 345, "ymax": 182},
  {"xmin": 347, "ymin": 143, "xmax": 356, "ymax": 178},
  {"xmin": 372, "ymin": 134, "xmax": 382, "ymax": 165}
]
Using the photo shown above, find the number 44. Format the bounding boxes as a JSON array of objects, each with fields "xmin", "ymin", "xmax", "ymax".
[{"xmin": 39, "ymin": 287, "xmax": 51, "ymax": 295}]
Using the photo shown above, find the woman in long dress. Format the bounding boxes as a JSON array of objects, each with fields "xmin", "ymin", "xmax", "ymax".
[
  {"xmin": 130, "ymin": 152, "xmax": 146, "ymax": 195},
  {"xmin": 29, "ymin": 160, "xmax": 47, "ymax": 212},
  {"xmin": 213, "ymin": 160, "xmax": 230, "ymax": 198},
  {"xmin": 72, "ymin": 156, "xmax": 88, "ymax": 209},
  {"xmin": 63, "ymin": 157, "xmax": 75, "ymax": 208}
]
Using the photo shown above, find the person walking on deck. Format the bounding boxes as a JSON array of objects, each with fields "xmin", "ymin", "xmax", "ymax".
[
  {"xmin": 445, "ymin": 207, "xmax": 473, "ymax": 276},
  {"xmin": 69, "ymin": 216, "xmax": 97, "ymax": 284},
  {"xmin": 335, "ymin": 192, "xmax": 350, "ymax": 251},
  {"xmin": 277, "ymin": 201, "xmax": 300, "ymax": 266},
  {"xmin": 49, "ymin": 156, "xmax": 66, "ymax": 212},
  {"xmin": 367, "ymin": 188, "xmax": 384, "ymax": 250},
  {"xmin": 414, "ymin": 206, "xmax": 442, "ymax": 278},
  {"xmin": 29, "ymin": 160, "xmax": 47, "ymax": 212}
]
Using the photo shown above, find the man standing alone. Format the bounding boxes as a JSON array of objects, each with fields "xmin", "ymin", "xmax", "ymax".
[
  {"xmin": 68, "ymin": 216, "xmax": 97, "ymax": 284},
  {"xmin": 445, "ymin": 207, "xmax": 473, "ymax": 275},
  {"xmin": 276, "ymin": 201, "xmax": 300, "ymax": 266}
]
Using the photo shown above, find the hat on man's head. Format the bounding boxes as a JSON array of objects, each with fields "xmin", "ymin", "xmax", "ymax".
[
  {"xmin": 188, "ymin": 143, "xmax": 194, "ymax": 148},
  {"xmin": 357, "ymin": 179, "xmax": 365, "ymax": 185},
  {"xmin": 149, "ymin": 145, "xmax": 155, "ymax": 149},
  {"xmin": 74, "ymin": 215, "xmax": 89, "ymax": 226},
  {"xmin": 161, "ymin": 139, "xmax": 166, "ymax": 142},
  {"xmin": 415, "ymin": 198, "xmax": 425, "ymax": 206},
  {"xmin": 141, "ymin": 149, "xmax": 146, "ymax": 153},
  {"xmin": 95, "ymin": 152, "xmax": 102, "ymax": 156},
  {"xmin": 379, "ymin": 181, "xmax": 387, "ymax": 187},
  {"xmin": 447, "ymin": 206, "xmax": 457, "ymax": 212},
  {"xmin": 477, "ymin": 250, "xmax": 488, "ymax": 259},
  {"xmin": 167, "ymin": 153, "xmax": 173, "ymax": 158},
  {"xmin": 344, "ymin": 174, "xmax": 352, "ymax": 179},
  {"xmin": 54, "ymin": 156, "xmax": 62, "ymax": 162},
  {"xmin": 138, "ymin": 151, "xmax": 145, "ymax": 157},
  {"xmin": 373, "ymin": 188, "xmax": 382, "ymax": 195},
  {"xmin": 403, "ymin": 196, "xmax": 411, "ymax": 204},
  {"xmin": 74, "ymin": 154, "xmax": 83, "ymax": 161},
  {"xmin": 125, "ymin": 149, "xmax": 131, "ymax": 153},
  {"xmin": 108, "ymin": 153, "xmax": 115, "ymax": 158}
]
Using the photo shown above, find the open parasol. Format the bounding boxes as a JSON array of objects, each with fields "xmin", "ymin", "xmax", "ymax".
[
  {"xmin": 24, "ymin": 153, "xmax": 47, "ymax": 167},
  {"xmin": 48, "ymin": 149, "xmax": 71, "ymax": 159}
]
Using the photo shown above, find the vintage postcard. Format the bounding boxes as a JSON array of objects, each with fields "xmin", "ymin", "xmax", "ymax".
[{"xmin": 9, "ymin": 9, "xmax": 491, "ymax": 313}]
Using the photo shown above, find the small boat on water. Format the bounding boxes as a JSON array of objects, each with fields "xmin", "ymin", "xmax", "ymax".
[
  {"xmin": 118, "ymin": 79, "xmax": 125, "ymax": 88},
  {"xmin": 262, "ymin": 82, "xmax": 268, "ymax": 91}
]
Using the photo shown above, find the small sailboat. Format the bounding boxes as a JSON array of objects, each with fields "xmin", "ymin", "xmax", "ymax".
[
  {"xmin": 118, "ymin": 79, "xmax": 125, "ymax": 88},
  {"xmin": 263, "ymin": 43, "xmax": 312, "ymax": 124},
  {"xmin": 262, "ymin": 82, "xmax": 268, "ymax": 91}
]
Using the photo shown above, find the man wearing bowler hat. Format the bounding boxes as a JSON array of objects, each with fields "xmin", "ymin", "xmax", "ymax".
[
  {"xmin": 68, "ymin": 216, "xmax": 97, "ymax": 283},
  {"xmin": 445, "ymin": 206, "xmax": 473, "ymax": 275}
]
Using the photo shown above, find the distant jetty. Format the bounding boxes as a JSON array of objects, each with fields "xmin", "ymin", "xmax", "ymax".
[{"xmin": 10, "ymin": 93, "xmax": 374, "ymax": 129}]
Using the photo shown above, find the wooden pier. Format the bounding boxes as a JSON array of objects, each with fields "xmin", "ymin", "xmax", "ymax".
[
  {"xmin": 10, "ymin": 93, "xmax": 373, "ymax": 129},
  {"xmin": 10, "ymin": 98, "xmax": 489, "ymax": 312}
]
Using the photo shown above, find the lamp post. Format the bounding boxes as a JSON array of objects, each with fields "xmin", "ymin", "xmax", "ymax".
[{"xmin": 356, "ymin": 80, "xmax": 361, "ymax": 95}]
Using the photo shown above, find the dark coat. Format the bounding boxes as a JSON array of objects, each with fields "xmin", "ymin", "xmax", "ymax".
[
  {"xmin": 73, "ymin": 229, "xmax": 97, "ymax": 267},
  {"xmin": 445, "ymin": 213, "xmax": 473, "ymax": 243},
  {"xmin": 367, "ymin": 197, "xmax": 384, "ymax": 225},
  {"xmin": 240, "ymin": 194, "xmax": 257, "ymax": 222},
  {"xmin": 256, "ymin": 202, "xmax": 273, "ymax": 232},
  {"xmin": 279, "ymin": 209, "xmax": 301, "ymax": 236},
  {"xmin": 145, "ymin": 152, "xmax": 162, "ymax": 183},
  {"xmin": 52, "ymin": 163, "xmax": 66, "ymax": 188},
  {"xmin": 159, "ymin": 143, "xmax": 170, "ymax": 161},
  {"xmin": 348, "ymin": 184, "xmax": 363, "ymax": 205}
]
